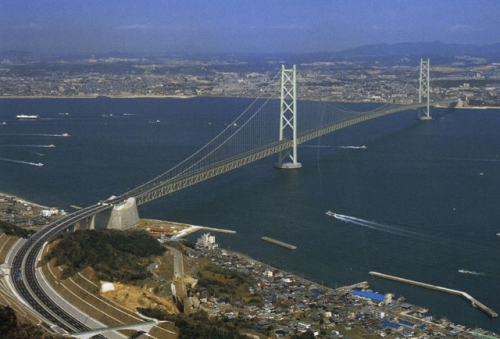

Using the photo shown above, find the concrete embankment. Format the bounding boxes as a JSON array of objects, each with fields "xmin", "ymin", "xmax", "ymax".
[
  {"xmin": 261, "ymin": 236, "xmax": 297, "ymax": 250},
  {"xmin": 369, "ymin": 271, "xmax": 498, "ymax": 318},
  {"xmin": 198, "ymin": 226, "xmax": 236, "ymax": 234}
]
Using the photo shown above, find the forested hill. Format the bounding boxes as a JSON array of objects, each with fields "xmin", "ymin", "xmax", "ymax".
[
  {"xmin": 43, "ymin": 229, "xmax": 165, "ymax": 282},
  {"xmin": 0, "ymin": 220, "xmax": 34, "ymax": 238}
]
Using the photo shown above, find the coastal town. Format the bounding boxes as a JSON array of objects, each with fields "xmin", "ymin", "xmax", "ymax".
[
  {"xmin": 1, "ymin": 52, "xmax": 500, "ymax": 107},
  {"xmin": 0, "ymin": 193, "xmax": 498, "ymax": 339}
]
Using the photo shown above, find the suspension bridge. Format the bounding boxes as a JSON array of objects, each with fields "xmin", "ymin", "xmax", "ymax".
[
  {"xmin": 109, "ymin": 59, "xmax": 457, "ymax": 213},
  {"xmin": 8, "ymin": 60, "xmax": 459, "ymax": 338}
]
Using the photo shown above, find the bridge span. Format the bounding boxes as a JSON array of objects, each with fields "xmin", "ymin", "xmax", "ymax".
[
  {"xmin": 118, "ymin": 98, "xmax": 458, "ymax": 206},
  {"xmin": 7, "ymin": 62, "xmax": 459, "ymax": 338}
]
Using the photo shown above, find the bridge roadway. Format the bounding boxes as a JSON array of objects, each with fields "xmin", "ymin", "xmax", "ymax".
[
  {"xmin": 122, "ymin": 99, "xmax": 458, "ymax": 205},
  {"xmin": 8, "ymin": 98, "xmax": 457, "ymax": 336},
  {"xmin": 10, "ymin": 203, "xmax": 113, "ymax": 337}
]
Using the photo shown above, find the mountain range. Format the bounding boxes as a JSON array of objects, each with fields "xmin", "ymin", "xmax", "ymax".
[{"xmin": 2, "ymin": 42, "xmax": 500, "ymax": 63}]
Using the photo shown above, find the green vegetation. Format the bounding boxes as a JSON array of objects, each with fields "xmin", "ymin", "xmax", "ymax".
[
  {"xmin": 43, "ymin": 229, "xmax": 164, "ymax": 282},
  {"xmin": 0, "ymin": 220, "xmax": 34, "ymax": 238},
  {"xmin": 138, "ymin": 308, "xmax": 252, "ymax": 339},
  {"xmin": 0, "ymin": 305, "xmax": 64, "ymax": 339}
]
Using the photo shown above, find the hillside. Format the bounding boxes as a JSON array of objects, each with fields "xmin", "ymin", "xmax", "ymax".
[
  {"xmin": 0, "ymin": 305, "xmax": 65, "ymax": 339},
  {"xmin": 0, "ymin": 220, "xmax": 34, "ymax": 238},
  {"xmin": 43, "ymin": 229, "xmax": 165, "ymax": 282}
]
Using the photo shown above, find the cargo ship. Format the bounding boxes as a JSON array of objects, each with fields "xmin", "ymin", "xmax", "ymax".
[{"xmin": 16, "ymin": 114, "xmax": 39, "ymax": 119}]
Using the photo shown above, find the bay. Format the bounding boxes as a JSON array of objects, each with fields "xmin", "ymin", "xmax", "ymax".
[{"xmin": 0, "ymin": 98, "xmax": 499, "ymax": 332}]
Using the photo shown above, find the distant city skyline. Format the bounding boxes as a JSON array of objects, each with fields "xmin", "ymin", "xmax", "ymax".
[{"xmin": 1, "ymin": 0, "xmax": 499, "ymax": 55}]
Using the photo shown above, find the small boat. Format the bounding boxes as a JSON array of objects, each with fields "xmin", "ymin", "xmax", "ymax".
[
  {"xmin": 58, "ymin": 112, "xmax": 69, "ymax": 116},
  {"xmin": 34, "ymin": 163, "xmax": 44, "ymax": 167},
  {"xmin": 458, "ymin": 269, "xmax": 471, "ymax": 274},
  {"xmin": 326, "ymin": 211, "xmax": 337, "ymax": 217},
  {"xmin": 16, "ymin": 114, "xmax": 39, "ymax": 119},
  {"xmin": 62, "ymin": 133, "xmax": 70, "ymax": 137},
  {"xmin": 1, "ymin": 121, "xmax": 6, "ymax": 125}
]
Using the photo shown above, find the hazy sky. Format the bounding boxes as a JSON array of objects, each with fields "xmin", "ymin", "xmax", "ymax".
[{"xmin": 1, "ymin": 0, "xmax": 499, "ymax": 55}]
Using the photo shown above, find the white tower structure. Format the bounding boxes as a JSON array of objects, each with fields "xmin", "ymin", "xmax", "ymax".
[
  {"xmin": 418, "ymin": 58, "xmax": 431, "ymax": 120},
  {"xmin": 275, "ymin": 65, "xmax": 302, "ymax": 169}
]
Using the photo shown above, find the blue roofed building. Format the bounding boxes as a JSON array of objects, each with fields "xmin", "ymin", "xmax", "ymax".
[
  {"xmin": 350, "ymin": 290, "xmax": 385, "ymax": 302},
  {"xmin": 382, "ymin": 320, "xmax": 402, "ymax": 331}
]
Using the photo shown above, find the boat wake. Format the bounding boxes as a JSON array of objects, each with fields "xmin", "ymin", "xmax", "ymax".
[
  {"xmin": 299, "ymin": 145, "xmax": 367, "ymax": 149},
  {"xmin": 0, "ymin": 133, "xmax": 68, "ymax": 137},
  {"xmin": 458, "ymin": 269, "xmax": 487, "ymax": 276},
  {"xmin": 326, "ymin": 211, "xmax": 437, "ymax": 242},
  {"xmin": 338, "ymin": 145, "xmax": 367, "ymax": 149},
  {"xmin": 0, "ymin": 158, "xmax": 43, "ymax": 166},
  {"xmin": 5, "ymin": 144, "xmax": 55, "ymax": 148}
]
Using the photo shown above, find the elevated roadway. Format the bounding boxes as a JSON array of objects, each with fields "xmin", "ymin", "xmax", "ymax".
[{"xmin": 10, "ymin": 203, "xmax": 113, "ymax": 337}]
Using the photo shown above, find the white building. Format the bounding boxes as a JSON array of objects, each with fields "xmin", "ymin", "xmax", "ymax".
[{"xmin": 196, "ymin": 233, "xmax": 218, "ymax": 250}]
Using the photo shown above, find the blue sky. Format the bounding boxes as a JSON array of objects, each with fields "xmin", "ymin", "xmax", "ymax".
[{"xmin": 1, "ymin": 0, "xmax": 499, "ymax": 54}]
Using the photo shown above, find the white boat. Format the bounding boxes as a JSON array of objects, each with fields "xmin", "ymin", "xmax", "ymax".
[
  {"xmin": 458, "ymin": 269, "xmax": 470, "ymax": 274},
  {"xmin": 1, "ymin": 121, "xmax": 6, "ymax": 125},
  {"xmin": 34, "ymin": 163, "xmax": 44, "ymax": 167},
  {"xmin": 62, "ymin": 133, "xmax": 70, "ymax": 137},
  {"xmin": 16, "ymin": 114, "xmax": 39, "ymax": 119}
]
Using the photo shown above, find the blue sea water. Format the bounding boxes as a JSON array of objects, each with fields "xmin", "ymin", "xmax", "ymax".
[{"xmin": 0, "ymin": 98, "xmax": 499, "ymax": 332}]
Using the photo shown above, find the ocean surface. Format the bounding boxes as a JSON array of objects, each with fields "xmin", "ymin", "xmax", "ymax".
[{"xmin": 1, "ymin": 97, "xmax": 499, "ymax": 332}]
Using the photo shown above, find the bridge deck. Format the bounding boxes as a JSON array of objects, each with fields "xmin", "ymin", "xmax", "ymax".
[{"xmin": 128, "ymin": 99, "xmax": 458, "ymax": 205}]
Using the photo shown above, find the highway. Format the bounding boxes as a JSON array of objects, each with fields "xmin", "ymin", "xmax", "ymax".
[{"xmin": 10, "ymin": 203, "xmax": 113, "ymax": 337}]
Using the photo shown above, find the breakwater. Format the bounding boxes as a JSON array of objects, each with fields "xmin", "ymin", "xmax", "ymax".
[
  {"xmin": 261, "ymin": 236, "xmax": 297, "ymax": 250},
  {"xmin": 369, "ymin": 271, "xmax": 498, "ymax": 318}
]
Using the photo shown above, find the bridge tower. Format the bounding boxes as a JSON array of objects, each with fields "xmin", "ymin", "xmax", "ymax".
[
  {"xmin": 275, "ymin": 64, "xmax": 302, "ymax": 169},
  {"xmin": 418, "ymin": 58, "xmax": 431, "ymax": 120}
]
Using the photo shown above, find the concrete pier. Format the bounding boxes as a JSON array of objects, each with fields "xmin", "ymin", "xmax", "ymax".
[
  {"xmin": 369, "ymin": 271, "xmax": 498, "ymax": 318},
  {"xmin": 261, "ymin": 236, "xmax": 297, "ymax": 250},
  {"xmin": 198, "ymin": 226, "xmax": 236, "ymax": 234}
]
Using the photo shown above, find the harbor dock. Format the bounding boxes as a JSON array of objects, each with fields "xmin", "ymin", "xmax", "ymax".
[
  {"xmin": 261, "ymin": 236, "xmax": 297, "ymax": 250},
  {"xmin": 369, "ymin": 271, "xmax": 498, "ymax": 318},
  {"xmin": 199, "ymin": 226, "xmax": 236, "ymax": 234}
]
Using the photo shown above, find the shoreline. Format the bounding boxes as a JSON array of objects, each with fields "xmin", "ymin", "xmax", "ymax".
[
  {"xmin": 2, "ymin": 190, "xmax": 499, "ymax": 336},
  {"xmin": 3, "ymin": 95, "xmax": 497, "ymax": 109},
  {"xmin": 0, "ymin": 191, "xmax": 52, "ymax": 210},
  {"xmin": 0, "ymin": 94, "xmax": 197, "ymax": 100}
]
